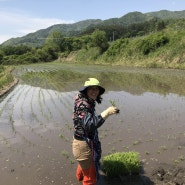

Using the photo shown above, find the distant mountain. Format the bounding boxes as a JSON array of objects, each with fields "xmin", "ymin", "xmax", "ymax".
[
  {"xmin": 1, "ymin": 19, "xmax": 102, "ymax": 47},
  {"xmin": 1, "ymin": 10, "xmax": 185, "ymax": 47},
  {"xmin": 146, "ymin": 10, "xmax": 185, "ymax": 19}
]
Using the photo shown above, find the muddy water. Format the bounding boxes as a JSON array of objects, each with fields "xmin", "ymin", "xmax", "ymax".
[{"xmin": 1, "ymin": 64, "xmax": 185, "ymax": 185}]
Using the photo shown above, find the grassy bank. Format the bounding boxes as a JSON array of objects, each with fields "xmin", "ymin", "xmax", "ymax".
[
  {"xmin": 59, "ymin": 21, "xmax": 185, "ymax": 69},
  {"xmin": 0, "ymin": 65, "xmax": 14, "ymax": 90}
]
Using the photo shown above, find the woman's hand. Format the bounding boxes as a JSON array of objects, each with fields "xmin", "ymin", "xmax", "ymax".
[{"xmin": 101, "ymin": 106, "xmax": 119, "ymax": 119}]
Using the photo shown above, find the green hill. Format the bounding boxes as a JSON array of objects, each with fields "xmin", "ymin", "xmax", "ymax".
[
  {"xmin": 1, "ymin": 10, "xmax": 185, "ymax": 47},
  {"xmin": 62, "ymin": 18, "xmax": 185, "ymax": 69},
  {"xmin": 1, "ymin": 19, "xmax": 102, "ymax": 47},
  {"xmin": 1, "ymin": 10, "xmax": 185, "ymax": 69},
  {"xmin": 146, "ymin": 10, "xmax": 185, "ymax": 19}
]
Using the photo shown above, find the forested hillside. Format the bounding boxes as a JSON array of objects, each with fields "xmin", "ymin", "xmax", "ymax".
[
  {"xmin": 0, "ymin": 10, "xmax": 185, "ymax": 69},
  {"xmin": 1, "ymin": 10, "xmax": 185, "ymax": 47}
]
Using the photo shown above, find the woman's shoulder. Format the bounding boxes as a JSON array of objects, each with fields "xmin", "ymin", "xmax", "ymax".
[{"xmin": 74, "ymin": 93, "xmax": 90, "ymax": 107}]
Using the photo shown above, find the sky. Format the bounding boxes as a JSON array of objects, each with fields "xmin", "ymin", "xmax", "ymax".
[{"xmin": 0, "ymin": 0, "xmax": 185, "ymax": 44}]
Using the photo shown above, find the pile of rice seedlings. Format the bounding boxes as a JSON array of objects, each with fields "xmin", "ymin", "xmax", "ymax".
[{"xmin": 102, "ymin": 151, "xmax": 140, "ymax": 177}]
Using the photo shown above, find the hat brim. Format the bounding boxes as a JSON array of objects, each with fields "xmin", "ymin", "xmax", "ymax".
[{"xmin": 79, "ymin": 85, "xmax": 105, "ymax": 95}]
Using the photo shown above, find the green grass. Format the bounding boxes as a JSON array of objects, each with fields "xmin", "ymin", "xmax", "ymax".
[{"xmin": 0, "ymin": 66, "xmax": 14, "ymax": 89}]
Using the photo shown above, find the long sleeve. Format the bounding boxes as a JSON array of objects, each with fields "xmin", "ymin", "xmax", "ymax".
[
  {"xmin": 82, "ymin": 111, "xmax": 105, "ymax": 134},
  {"xmin": 73, "ymin": 93, "xmax": 104, "ymax": 139}
]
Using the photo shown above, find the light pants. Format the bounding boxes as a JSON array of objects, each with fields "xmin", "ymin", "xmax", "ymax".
[{"xmin": 72, "ymin": 139, "xmax": 96, "ymax": 185}]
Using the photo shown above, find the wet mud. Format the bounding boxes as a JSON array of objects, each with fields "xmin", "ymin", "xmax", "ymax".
[{"xmin": 0, "ymin": 84, "xmax": 185, "ymax": 185}]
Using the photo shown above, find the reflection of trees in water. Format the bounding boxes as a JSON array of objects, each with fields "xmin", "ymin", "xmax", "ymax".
[
  {"xmin": 93, "ymin": 71, "xmax": 185, "ymax": 96},
  {"xmin": 98, "ymin": 72, "xmax": 172, "ymax": 95},
  {"xmin": 15, "ymin": 64, "xmax": 185, "ymax": 96}
]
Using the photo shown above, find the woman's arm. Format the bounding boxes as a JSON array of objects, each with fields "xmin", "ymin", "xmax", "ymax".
[{"xmin": 82, "ymin": 111, "xmax": 105, "ymax": 133}]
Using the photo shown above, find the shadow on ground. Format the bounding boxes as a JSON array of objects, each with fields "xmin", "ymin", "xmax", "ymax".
[
  {"xmin": 97, "ymin": 174, "xmax": 154, "ymax": 185},
  {"xmin": 97, "ymin": 164, "xmax": 185, "ymax": 185},
  {"xmin": 97, "ymin": 165, "xmax": 154, "ymax": 185}
]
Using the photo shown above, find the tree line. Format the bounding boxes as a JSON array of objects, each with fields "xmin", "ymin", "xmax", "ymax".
[
  {"xmin": 0, "ymin": 18, "xmax": 180, "ymax": 66},
  {"xmin": 0, "ymin": 29, "xmax": 110, "ymax": 65}
]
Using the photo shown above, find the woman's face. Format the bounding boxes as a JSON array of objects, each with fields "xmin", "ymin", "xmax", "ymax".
[{"xmin": 87, "ymin": 86, "xmax": 100, "ymax": 100}]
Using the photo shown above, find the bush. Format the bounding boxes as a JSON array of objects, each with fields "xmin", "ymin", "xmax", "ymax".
[
  {"xmin": 0, "ymin": 65, "xmax": 4, "ymax": 73},
  {"xmin": 102, "ymin": 152, "xmax": 140, "ymax": 177},
  {"xmin": 106, "ymin": 38, "xmax": 129, "ymax": 56},
  {"xmin": 76, "ymin": 47, "xmax": 101, "ymax": 63},
  {"xmin": 0, "ymin": 73, "xmax": 14, "ymax": 89},
  {"xmin": 140, "ymin": 33, "xmax": 169, "ymax": 55}
]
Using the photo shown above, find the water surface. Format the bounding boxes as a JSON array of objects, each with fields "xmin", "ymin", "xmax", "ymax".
[{"xmin": 1, "ymin": 63, "xmax": 185, "ymax": 185}]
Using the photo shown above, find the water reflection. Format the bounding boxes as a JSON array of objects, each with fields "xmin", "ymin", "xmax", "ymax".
[
  {"xmin": 1, "ymin": 64, "xmax": 185, "ymax": 184},
  {"xmin": 15, "ymin": 64, "xmax": 185, "ymax": 96}
]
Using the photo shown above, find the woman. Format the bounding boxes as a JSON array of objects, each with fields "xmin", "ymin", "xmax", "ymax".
[{"xmin": 72, "ymin": 78, "xmax": 118, "ymax": 185}]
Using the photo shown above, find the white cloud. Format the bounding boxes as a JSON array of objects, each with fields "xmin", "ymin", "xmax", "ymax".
[
  {"xmin": 0, "ymin": 10, "xmax": 75, "ymax": 44},
  {"xmin": 17, "ymin": 17, "xmax": 74, "ymax": 34}
]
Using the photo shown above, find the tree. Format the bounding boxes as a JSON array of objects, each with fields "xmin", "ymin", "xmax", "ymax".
[
  {"xmin": 42, "ymin": 45, "xmax": 58, "ymax": 61},
  {"xmin": 45, "ymin": 31, "xmax": 64, "ymax": 52},
  {"xmin": 91, "ymin": 29, "xmax": 109, "ymax": 53},
  {"xmin": 1, "ymin": 45, "xmax": 32, "ymax": 55},
  {"xmin": 156, "ymin": 21, "xmax": 166, "ymax": 31},
  {"xmin": 0, "ymin": 50, "xmax": 4, "ymax": 64}
]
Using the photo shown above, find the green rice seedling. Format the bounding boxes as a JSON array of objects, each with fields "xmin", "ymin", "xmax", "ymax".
[
  {"xmin": 70, "ymin": 159, "xmax": 75, "ymax": 164},
  {"xmin": 38, "ymin": 89, "xmax": 44, "ymax": 116},
  {"xmin": 59, "ymin": 134, "xmax": 65, "ymax": 139},
  {"xmin": 48, "ymin": 146, "xmax": 52, "ymax": 149},
  {"xmin": 160, "ymin": 145, "xmax": 167, "ymax": 151},
  {"xmin": 173, "ymin": 159, "xmax": 179, "ymax": 164},
  {"xmin": 107, "ymin": 152, "xmax": 112, "ymax": 155},
  {"xmin": 178, "ymin": 155, "xmax": 184, "ymax": 161},
  {"xmin": 109, "ymin": 99, "xmax": 116, "ymax": 107},
  {"xmin": 109, "ymin": 100, "xmax": 120, "ymax": 113},
  {"xmin": 61, "ymin": 150, "xmax": 69, "ymax": 159},
  {"xmin": 111, "ymin": 131, "xmax": 115, "ymax": 135},
  {"xmin": 122, "ymin": 146, "xmax": 129, "ymax": 150},
  {"xmin": 102, "ymin": 151, "xmax": 140, "ymax": 177},
  {"xmin": 146, "ymin": 138, "xmax": 153, "ymax": 142},
  {"xmin": 65, "ymin": 123, "xmax": 72, "ymax": 130},
  {"xmin": 145, "ymin": 151, "xmax": 150, "ymax": 155},
  {"xmin": 133, "ymin": 140, "xmax": 141, "ymax": 145},
  {"xmin": 9, "ymin": 115, "xmax": 15, "ymax": 133},
  {"xmin": 104, "ymin": 132, "xmax": 107, "ymax": 137},
  {"xmin": 99, "ymin": 135, "xmax": 103, "ymax": 139},
  {"xmin": 111, "ymin": 148, "xmax": 116, "ymax": 152},
  {"xmin": 119, "ymin": 119, "xmax": 124, "ymax": 123}
]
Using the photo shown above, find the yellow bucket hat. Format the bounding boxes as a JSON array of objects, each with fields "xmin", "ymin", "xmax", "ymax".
[{"xmin": 79, "ymin": 78, "xmax": 105, "ymax": 95}]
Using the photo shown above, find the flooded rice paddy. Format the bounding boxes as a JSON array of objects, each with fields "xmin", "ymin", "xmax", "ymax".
[{"xmin": 1, "ymin": 63, "xmax": 185, "ymax": 185}]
